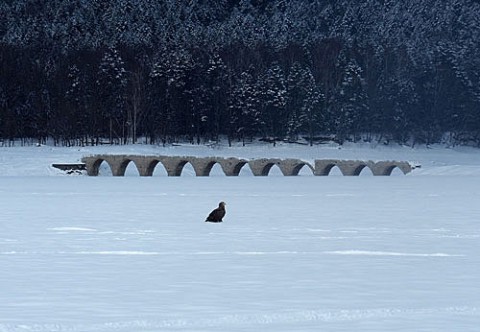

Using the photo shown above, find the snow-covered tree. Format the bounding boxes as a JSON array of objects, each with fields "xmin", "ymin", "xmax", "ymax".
[
  {"xmin": 286, "ymin": 62, "xmax": 317, "ymax": 141},
  {"xmin": 204, "ymin": 52, "xmax": 230, "ymax": 141},
  {"xmin": 228, "ymin": 69, "xmax": 262, "ymax": 146},
  {"xmin": 96, "ymin": 46, "xmax": 128, "ymax": 143},
  {"xmin": 64, "ymin": 64, "xmax": 93, "ymax": 144},
  {"xmin": 259, "ymin": 63, "xmax": 287, "ymax": 142},
  {"xmin": 332, "ymin": 53, "xmax": 368, "ymax": 143}
]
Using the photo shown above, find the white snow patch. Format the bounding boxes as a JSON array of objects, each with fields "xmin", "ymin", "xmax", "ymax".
[
  {"xmin": 48, "ymin": 227, "xmax": 97, "ymax": 232},
  {"xmin": 0, "ymin": 307, "xmax": 478, "ymax": 331},
  {"xmin": 75, "ymin": 251, "xmax": 160, "ymax": 256},
  {"xmin": 323, "ymin": 250, "xmax": 463, "ymax": 257}
]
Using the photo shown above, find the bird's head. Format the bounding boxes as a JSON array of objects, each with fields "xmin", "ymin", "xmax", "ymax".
[{"xmin": 219, "ymin": 201, "xmax": 226, "ymax": 208}]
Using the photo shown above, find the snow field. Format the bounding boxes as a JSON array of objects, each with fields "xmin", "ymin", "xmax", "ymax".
[{"xmin": 1, "ymin": 175, "xmax": 480, "ymax": 331}]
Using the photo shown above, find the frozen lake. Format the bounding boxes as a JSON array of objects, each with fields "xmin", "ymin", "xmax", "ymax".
[{"xmin": 1, "ymin": 175, "xmax": 480, "ymax": 331}]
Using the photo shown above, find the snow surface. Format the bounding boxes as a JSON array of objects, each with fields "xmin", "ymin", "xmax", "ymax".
[{"xmin": 1, "ymin": 142, "xmax": 480, "ymax": 331}]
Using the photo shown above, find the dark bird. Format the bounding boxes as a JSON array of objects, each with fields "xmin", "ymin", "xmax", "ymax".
[{"xmin": 205, "ymin": 202, "xmax": 226, "ymax": 222}]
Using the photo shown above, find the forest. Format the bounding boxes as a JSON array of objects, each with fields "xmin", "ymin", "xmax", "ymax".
[{"xmin": 1, "ymin": 0, "xmax": 480, "ymax": 146}]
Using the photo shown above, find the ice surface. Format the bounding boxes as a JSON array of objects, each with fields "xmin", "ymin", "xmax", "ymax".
[{"xmin": 1, "ymin": 143, "xmax": 480, "ymax": 331}]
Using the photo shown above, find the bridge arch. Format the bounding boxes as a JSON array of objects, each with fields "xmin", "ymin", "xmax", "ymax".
[
  {"xmin": 158, "ymin": 157, "xmax": 191, "ymax": 176},
  {"xmin": 349, "ymin": 164, "xmax": 362, "ymax": 176},
  {"xmin": 189, "ymin": 158, "xmax": 223, "ymax": 176},
  {"xmin": 208, "ymin": 162, "xmax": 226, "ymax": 176},
  {"xmin": 388, "ymin": 166, "xmax": 405, "ymax": 176},
  {"xmin": 177, "ymin": 160, "xmax": 195, "ymax": 176},
  {"xmin": 124, "ymin": 160, "xmax": 142, "ymax": 176},
  {"xmin": 115, "ymin": 158, "xmax": 138, "ymax": 176},
  {"xmin": 358, "ymin": 165, "xmax": 374, "ymax": 176},
  {"xmin": 267, "ymin": 164, "xmax": 284, "ymax": 176},
  {"xmin": 202, "ymin": 160, "xmax": 218, "ymax": 176},
  {"xmin": 350, "ymin": 163, "xmax": 369, "ymax": 176},
  {"xmin": 94, "ymin": 158, "xmax": 112, "ymax": 176},
  {"xmin": 236, "ymin": 162, "xmax": 253, "ymax": 176},
  {"xmin": 282, "ymin": 160, "xmax": 314, "ymax": 176},
  {"xmin": 370, "ymin": 161, "xmax": 412, "ymax": 176},
  {"xmin": 314, "ymin": 161, "xmax": 341, "ymax": 176},
  {"xmin": 247, "ymin": 159, "xmax": 282, "ymax": 176},
  {"xmin": 295, "ymin": 163, "xmax": 315, "ymax": 176},
  {"xmin": 327, "ymin": 165, "xmax": 343, "ymax": 176},
  {"xmin": 262, "ymin": 162, "xmax": 280, "ymax": 176},
  {"xmin": 334, "ymin": 161, "xmax": 360, "ymax": 176},
  {"xmin": 230, "ymin": 160, "xmax": 250, "ymax": 176},
  {"xmin": 89, "ymin": 158, "xmax": 106, "ymax": 176},
  {"xmin": 144, "ymin": 159, "xmax": 165, "ymax": 176}
]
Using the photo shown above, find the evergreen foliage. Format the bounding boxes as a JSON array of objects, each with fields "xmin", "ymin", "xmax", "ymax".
[{"xmin": 1, "ymin": 0, "xmax": 480, "ymax": 146}]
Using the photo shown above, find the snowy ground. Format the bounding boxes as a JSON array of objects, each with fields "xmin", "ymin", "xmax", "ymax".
[{"xmin": 1, "ymin": 142, "xmax": 480, "ymax": 331}]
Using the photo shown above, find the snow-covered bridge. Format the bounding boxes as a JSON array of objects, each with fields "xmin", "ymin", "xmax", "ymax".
[{"xmin": 78, "ymin": 155, "xmax": 413, "ymax": 176}]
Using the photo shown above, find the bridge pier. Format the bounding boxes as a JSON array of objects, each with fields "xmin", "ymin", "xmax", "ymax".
[
  {"xmin": 278, "ymin": 159, "xmax": 314, "ymax": 176},
  {"xmin": 314, "ymin": 159, "xmax": 342, "ymax": 176},
  {"xmin": 157, "ymin": 157, "xmax": 187, "ymax": 176},
  {"xmin": 187, "ymin": 157, "xmax": 218, "ymax": 176},
  {"xmin": 336, "ymin": 160, "xmax": 368, "ymax": 176},
  {"xmin": 217, "ymin": 158, "xmax": 249, "ymax": 176},
  {"xmin": 248, "ymin": 159, "xmax": 282, "ymax": 176},
  {"xmin": 141, "ymin": 157, "xmax": 162, "ymax": 176}
]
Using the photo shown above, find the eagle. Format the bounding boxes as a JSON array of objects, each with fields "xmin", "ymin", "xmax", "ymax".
[{"xmin": 205, "ymin": 202, "xmax": 226, "ymax": 222}]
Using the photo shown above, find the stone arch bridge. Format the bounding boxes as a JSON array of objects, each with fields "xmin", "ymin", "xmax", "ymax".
[{"xmin": 80, "ymin": 155, "xmax": 413, "ymax": 176}]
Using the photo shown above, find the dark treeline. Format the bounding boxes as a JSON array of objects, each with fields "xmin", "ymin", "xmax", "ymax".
[{"xmin": 2, "ymin": 0, "xmax": 480, "ymax": 146}]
